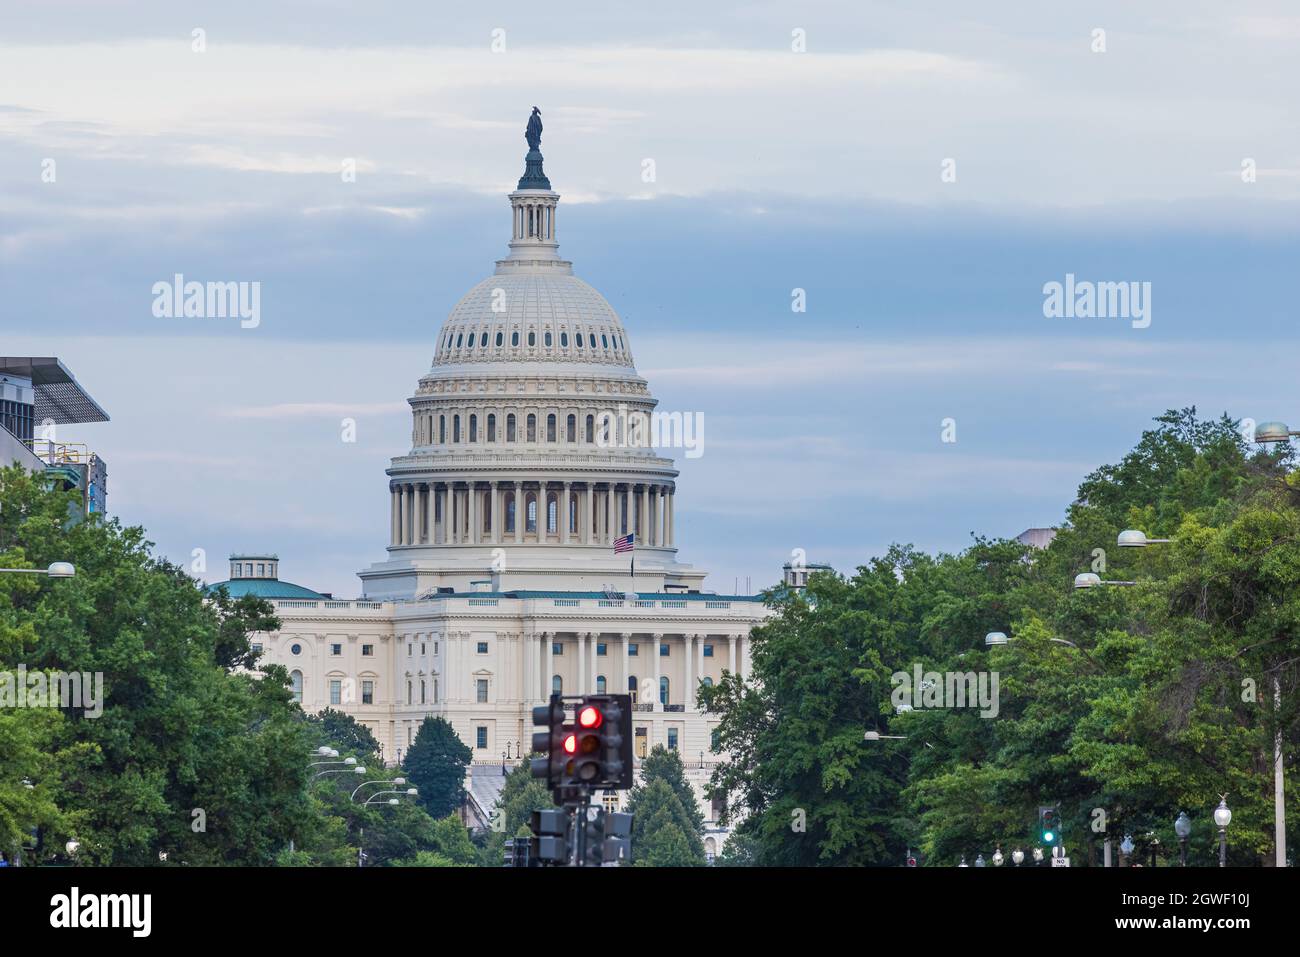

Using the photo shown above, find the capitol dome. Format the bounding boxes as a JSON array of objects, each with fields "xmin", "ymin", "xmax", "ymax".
[{"xmin": 359, "ymin": 110, "xmax": 703, "ymax": 600}]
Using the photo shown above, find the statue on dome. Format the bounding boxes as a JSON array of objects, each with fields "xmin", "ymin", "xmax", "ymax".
[{"xmin": 525, "ymin": 107, "xmax": 543, "ymax": 151}]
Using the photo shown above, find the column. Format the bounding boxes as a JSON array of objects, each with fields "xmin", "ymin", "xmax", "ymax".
[
  {"xmin": 390, "ymin": 487, "xmax": 399, "ymax": 545},
  {"xmin": 606, "ymin": 484, "xmax": 615, "ymax": 542},
  {"xmin": 659, "ymin": 486, "xmax": 667, "ymax": 547},
  {"xmin": 729, "ymin": 635, "xmax": 737, "ymax": 676},
  {"xmin": 577, "ymin": 632, "xmax": 587, "ymax": 694},
  {"xmin": 696, "ymin": 634, "xmax": 705, "ymax": 707},
  {"xmin": 535, "ymin": 634, "xmax": 545, "ymax": 702},
  {"xmin": 667, "ymin": 489, "xmax": 674, "ymax": 546},
  {"xmin": 438, "ymin": 485, "xmax": 448, "ymax": 544},
  {"xmin": 652, "ymin": 632, "xmax": 663, "ymax": 711},
  {"xmin": 642, "ymin": 485, "xmax": 650, "ymax": 542},
  {"xmin": 400, "ymin": 484, "xmax": 412, "ymax": 545},
  {"xmin": 522, "ymin": 630, "xmax": 533, "ymax": 706},
  {"xmin": 491, "ymin": 482, "xmax": 501, "ymax": 544},
  {"xmin": 582, "ymin": 484, "xmax": 592, "ymax": 545},
  {"xmin": 683, "ymin": 634, "xmax": 693, "ymax": 711},
  {"xmin": 425, "ymin": 484, "xmax": 435, "ymax": 544},
  {"xmin": 621, "ymin": 633, "xmax": 631, "ymax": 701},
  {"xmin": 561, "ymin": 482, "xmax": 571, "ymax": 544},
  {"xmin": 448, "ymin": 486, "xmax": 458, "ymax": 544},
  {"xmin": 544, "ymin": 632, "xmax": 554, "ymax": 699},
  {"xmin": 589, "ymin": 633, "xmax": 599, "ymax": 693},
  {"xmin": 514, "ymin": 483, "xmax": 524, "ymax": 544},
  {"xmin": 740, "ymin": 633, "xmax": 752, "ymax": 680},
  {"xmin": 468, "ymin": 483, "xmax": 478, "ymax": 545}
]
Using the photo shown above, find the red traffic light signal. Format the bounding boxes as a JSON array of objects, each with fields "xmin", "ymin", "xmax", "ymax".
[{"xmin": 578, "ymin": 705, "xmax": 603, "ymax": 728}]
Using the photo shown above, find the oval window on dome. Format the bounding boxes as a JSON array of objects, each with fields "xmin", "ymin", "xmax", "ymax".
[
  {"xmin": 480, "ymin": 332, "xmax": 488, "ymax": 347},
  {"xmin": 560, "ymin": 332, "xmax": 568, "ymax": 347},
  {"xmin": 528, "ymin": 331, "xmax": 536, "ymax": 346},
  {"xmin": 512, "ymin": 331, "xmax": 519, "ymax": 346},
  {"xmin": 601, "ymin": 334, "xmax": 609, "ymax": 349},
  {"xmin": 589, "ymin": 334, "xmax": 597, "ymax": 348},
  {"xmin": 456, "ymin": 333, "xmax": 463, "ymax": 347},
  {"xmin": 575, "ymin": 332, "xmax": 583, "ymax": 348},
  {"xmin": 496, "ymin": 331, "xmax": 503, "ymax": 347},
  {"xmin": 544, "ymin": 331, "xmax": 552, "ymax": 347}
]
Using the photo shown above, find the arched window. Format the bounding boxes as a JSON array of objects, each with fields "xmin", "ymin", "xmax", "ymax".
[
  {"xmin": 566, "ymin": 414, "xmax": 576, "ymax": 442},
  {"xmin": 527, "ymin": 414, "xmax": 536, "ymax": 442},
  {"xmin": 407, "ymin": 680, "xmax": 413, "ymax": 705},
  {"xmin": 511, "ymin": 330, "xmax": 519, "ymax": 346},
  {"xmin": 589, "ymin": 333, "xmax": 597, "ymax": 348},
  {"xmin": 453, "ymin": 415, "xmax": 461, "ymax": 443},
  {"xmin": 547, "ymin": 494, "xmax": 557, "ymax": 534},
  {"xmin": 602, "ymin": 334, "xmax": 609, "ymax": 349},
  {"xmin": 596, "ymin": 675, "xmax": 607, "ymax": 693},
  {"xmin": 506, "ymin": 494, "xmax": 516, "ymax": 533},
  {"xmin": 546, "ymin": 414, "xmax": 556, "ymax": 442},
  {"xmin": 585, "ymin": 415, "xmax": 594, "ymax": 443},
  {"xmin": 552, "ymin": 675, "xmax": 563, "ymax": 694},
  {"xmin": 507, "ymin": 413, "xmax": 516, "ymax": 442},
  {"xmin": 576, "ymin": 332, "xmax": 584, "ymax": 349},
  {"xmin": 544, "ymin": 331, "xmax": 552, "ymax": 347},
  {"xmin": 456, "ymin": 333, "xmax": 463, "ymax": 347},
  {"xmin": 469, "ymin": 414, "xmax": 478, "ymax": 443},
  {"xmin": 527, "ymin": 495, "xmax": 537, "ymax": 533},
  {"xmin": 439, "ymin": 415, "xmax": 446, "ymax": 443},
  {"xmin": 290, "ymin": 670, "xmax": 303, "ymax": 704},
  {"xmin": 487, "ymin": 414, "xmax": 496, "ymax": 442},
  {"xmin": 628, "ymin": 676, "xmax": 638, "ymax": 703},
  {"xmin": 702, "ymin": 676, "xmax": 714, "ymax": 687},
  {"xmin": 659, "ymin": 676, "xmax": 669, "ymax": 706},
  {"xmin": 495, "ymin": 331, "xmax": 503, "ymax": 347},
  {"xmin": 420, "ymin": 680, "xmax": 427, "ymax": 703},
  {"xmin": 560, "ymin": 332, "xmax": 568, "ymax": 347},
  {"xmin": 568, "ymin": 493, "xmax": 578, "ymax": 533},
  {"xmin": 480, "ymin": 331, "xmax": 488, "ymax": 347},
  {"xmin": 528, "ymin": 331, "xmax": 536, "ymax": 347}
]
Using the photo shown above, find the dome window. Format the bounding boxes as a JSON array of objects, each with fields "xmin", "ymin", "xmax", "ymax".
[
  {"xmin": 560, "ymin": 332, "xmax": 568, "ymax": 347},
  {"xmin": 602, "ymin": 334, "xmax": 609, "ymax": 349},
  {"xmin": 589, "ymin": 334, "xmax": 597, "ymax": 348},
  {"xmin": 544, "ymin": 331, "xmax": 552, "ymax": 347},
  {"xmin": 496, "ymin": 332, "xmax": 503, "ymax": 347},
  {"xmin": 547, "ymin": 413, "xmax": 557, "ymax": 442},
  {"xmin": 528, "ymin": 331, "xmax": 536, "ymax": 347},
  {"xmin": 456, "ymin": 333, "xmax": 463, "ymax": 348},
  {"xmin": 511, "ymin": 331, "xmax": 519, "ymax": 346},
  {"xmin": 575, "ymin": 332, "xmax": 583, "ymax": 348},
  {"xmin": 480, "ymin": 332, "xmax": 488, "ymax": 347}
]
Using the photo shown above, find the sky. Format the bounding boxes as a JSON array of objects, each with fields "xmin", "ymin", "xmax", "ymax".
[{"xmin": 3, "ymin": 1, "xmax": 1299, "ymax": 597}]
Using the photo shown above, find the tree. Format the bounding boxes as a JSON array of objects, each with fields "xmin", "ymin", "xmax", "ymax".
[
  {"xmin": 306, "ymin": 708, "xmax": 382, "ymax": 765},
  {"xmin": 627, "ymin": 777, "xmax": 705, "ymax": 866},
  {"xmin": 480, "ymin": 755, "xmax": 553, "ymax": 866},
  {"xmin": 402, "ymin": 716, "xmax": 471, "ymax": 819},
  {"xmin": 0, "ymin": 464, "xmax": 315, "ymax": 865},
  {"xmin": 637, "ymin": 746, "xmax": 704, "ymax": 835}
]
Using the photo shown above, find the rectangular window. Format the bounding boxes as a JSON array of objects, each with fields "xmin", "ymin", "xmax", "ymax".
[
  {"xmin": 552, "ymin": 641, "xmax": 563, "ymax": 655},
  {"xmin": 476, "ymin": 679, "xmax": 489, "ymax": 703},
  {"xmin": 660, "ymin": 643, "xmax": 669, "ymax": 657},
  {"xmin": 476, "ymin": 726, "xmax": 488, "ymax": 749},
  {"xmin": 628, "ymin": 643, "xmax": 639, "ymax": 656},
  {"xmin": 408, "ymin": 644, "xmax": 412, "ymax": 656},
  {"xmin": 667, "ymin": 728, "xmax": 679, "ymax": 751},
  {"xmin": 362, "ymin": 644, "xmax": 374, "ymax": 657},
  {"xmin": 362, "ymin": 680, "xmax": 374, "ymax": 705},
  {"xmin": 711, "ymin": 728, "xmax": 721, "ymax": 751},
  {"xmin": 596, "ymin": 642, "xmax": 607, "ymax": 656},
  {"xmin": 477, "ymin": 641, "xmax": 489, "ymax": 654},
  {"xmin": 703, "ymin": 643, "xmax": 714, "ymax": 657},
  {"xmin": 421, "ymin": 643, "xmax": 426, "ymax": 655},
  {"xmin": 329, "ymin": 680, "xmax": 341, "ymax": 705},
  {"xmin": 635, "ymin": 726, "xmax": 648, "ymax": 758},
  {"xmin": 251, "ymin": 642, "xmax": 263, "ymax": 654},
  {"xmin": 331, "ymin": 643, "xmax": 342, "ymax": 656}
]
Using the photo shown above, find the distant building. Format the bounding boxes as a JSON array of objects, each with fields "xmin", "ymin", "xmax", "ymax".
[
  {"xmin": 1, "ymin": 357, "xmax": 110, "ymax": 517},
  {"xmin": 1015, "ymin": 527, "xmax": 1057, "ymax": 550},
  {"xmin": 205, "ymin": 555, "xmax": 329, "ymax": 601},
  {"xmin": 782, "ymin": 561, "xmax": 835, "ymax": 589}
]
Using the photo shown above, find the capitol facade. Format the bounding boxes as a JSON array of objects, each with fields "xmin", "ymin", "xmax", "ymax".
[{"xmin": 211, "ymin": 115, "xmax": 768, "ymax": 848}]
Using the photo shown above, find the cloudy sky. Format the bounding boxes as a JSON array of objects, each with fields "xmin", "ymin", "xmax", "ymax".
[{"xmin": 3, "ymin": 1, "xmax": 1299, "ymax": 597}]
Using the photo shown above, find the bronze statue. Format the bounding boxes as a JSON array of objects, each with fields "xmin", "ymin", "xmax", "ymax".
[{"xmin": 525, "ymin": 107, "xmax": 543, "ymax": 151}]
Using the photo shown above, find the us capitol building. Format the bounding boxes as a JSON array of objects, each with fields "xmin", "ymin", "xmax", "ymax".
[{"xmin": 208, "ymin": 110, "xmax": 771, "ymax": 851}]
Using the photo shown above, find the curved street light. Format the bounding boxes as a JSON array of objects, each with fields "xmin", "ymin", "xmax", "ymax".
[
  {"xmin": 1073, "ymin": 572, "xmax": 1137, "ymax": 589},
  {"xmin": 351, "ymin": 777, "xmax": 406, "ymax": 802},
  {"xmin": 0, "ymin": 562, "xmax": 76, "ymax": 577},
  {"xmin": 1116, "ymin": 529, "xmax": 1171, "ymax": 548}
]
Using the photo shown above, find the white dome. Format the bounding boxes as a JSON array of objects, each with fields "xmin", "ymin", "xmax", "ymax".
[{"xmin": 432, "ymin": 272, "xmax": 635, "ymax": 371}]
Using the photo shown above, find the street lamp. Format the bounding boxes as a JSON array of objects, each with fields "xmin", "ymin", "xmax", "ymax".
[
  {"xmin": 1032, "ymin": 846, "xmax": 1044, "ymax": 865},
  {"xmin": 1011, "ymin": 848, "xmax": 1024, "ymax": 867},
  {"xmin": 1120, "ymin": 834, "xmax": 1133, "ymax": 867},
  {"xmin": 1214, "ymin": 796, "xmax": 1232, "ymax": 867},
  {"xmin": 1254, "ymin": 421, "xmax": 1299, "ymax": 443},
  {"xmin": 992, "ymin": 847, "xmax": 1004, "ymax": 866},
  {"xmin": 0, "ymin": 561, "xmax": 76, "ymax": 577},
  {"xmin": 863, "ymin": 730, "xmax": 907, "ymax": 741},
  {"xmin": 1175, "ymin": 812, "xmax": 1191, "ymax": 867},
  {"xmin": 350, "ymin": 778, "xmax": 405, "ymax": 802},
  {"xmin": 1073, "ymin": 572, "xmax": 1137, "ymax": 589},
  {"xmin": 984, "ymin": 631, "xmax": 1009, "ymax": 646},
  {"xmin": 974, "ymin": 854, "xmax": 986, "ymax": 867},
  {"xmin": 1116, "ymin": 529, "xmax": 1171, "ymax": 548}
]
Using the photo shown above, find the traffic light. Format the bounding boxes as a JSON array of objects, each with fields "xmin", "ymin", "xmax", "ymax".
[
  {"xmin": 1038, "ymin": 806, "xmax": 1060, "ymax": 847},
  {"xmin": 564, "ymin": 694, "xmax": 633, "ymax": 790},
  {"xmin": 529, "ymin": 808, "xmax": 571, "ymax": 865},
  {"xmin": 602, "ymin": 810, "xmax": 633, "ymax": 865},
  {"xmin": 530, "ymin": 696, "xmax": 570, "ymax": 788}
]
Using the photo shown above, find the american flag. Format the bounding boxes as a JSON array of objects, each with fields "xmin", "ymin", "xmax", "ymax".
[{"xmin": 613, "ymin": 533, "xmax": 635, "ymax": 554}]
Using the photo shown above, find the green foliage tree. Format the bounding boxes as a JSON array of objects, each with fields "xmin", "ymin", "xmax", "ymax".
[
  {"xmin": 627, "ymin": 777, "xmax": 705, "ymax": 866},
  {"xmin": 402, "ymin": 716, "xmax": 472, "ymax": 819}
]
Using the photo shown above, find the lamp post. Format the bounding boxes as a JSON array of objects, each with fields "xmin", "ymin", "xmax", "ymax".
[
  {"xmin": 1175, "ymin": 812, "xmax": 1191, "ymax": 867},
  {"xmin": 1012, "ymin": 848, "xmax": 1024, "ymax": 867},
  {"xmin": 974, "ymin": 854, "xmax": 986, "ymax": 867},
  {"xmin": 1032, "ymin": 846, "xmax": 1044, "ymax": 866},
  {"xmin": 350, "ymin": 777, "xmax": 405, "ymax": 802},
  {"xmin": 1214, "ymin": 796, "xmax": 1232, "ymax": 867},
  {"xmin": 1073, "ymin": 572, "xmax": 1137, "ymax": 589},
  {"xmin": 0, "ymin": 562, "xmax": 76, "ymax": 578},
  {"xmin": 992, "ymin": 847, "xmax": 1004, "ymax": 867},
  {"xmin": 1119, "ymin": 834, "xmax": 1133, "ymax": 867}
]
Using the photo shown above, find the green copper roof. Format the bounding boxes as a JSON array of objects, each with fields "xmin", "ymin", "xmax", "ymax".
[{"xmin": 204, "ymin": 578, "xmax": 327, "ymax": 600}]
